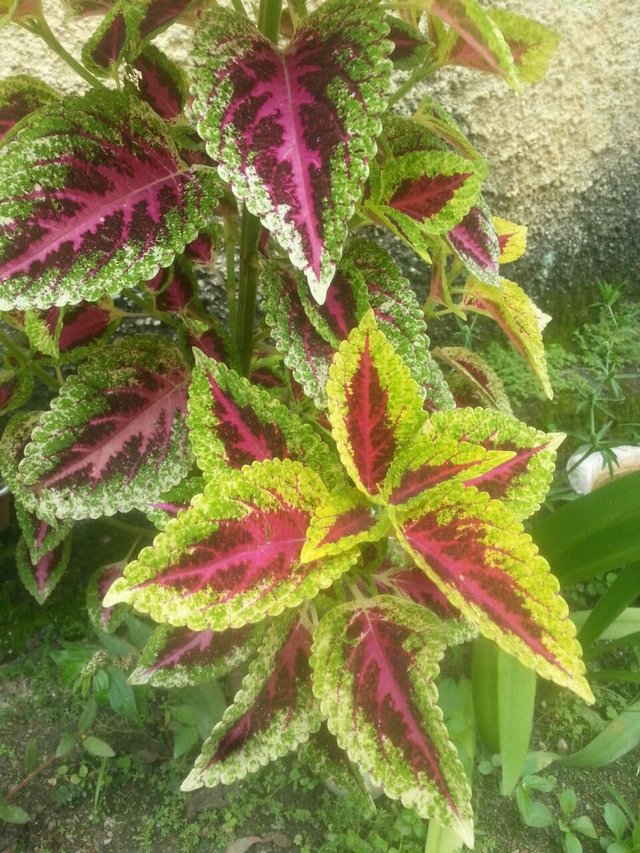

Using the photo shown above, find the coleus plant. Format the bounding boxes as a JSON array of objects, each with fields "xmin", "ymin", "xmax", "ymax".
[{"xmin": 0, "ymin": 0, "xmax": 581, "ymax": 844}]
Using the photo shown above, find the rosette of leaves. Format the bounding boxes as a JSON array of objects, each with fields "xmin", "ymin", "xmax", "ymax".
[{"xmin": 105, "ymin": 313, "xmax": 592, "ymax": 843}]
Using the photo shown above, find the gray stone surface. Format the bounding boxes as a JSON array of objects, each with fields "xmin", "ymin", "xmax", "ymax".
[{"xmin": 2, "ymin": 0, "xmax": 638, "ymax": 301}]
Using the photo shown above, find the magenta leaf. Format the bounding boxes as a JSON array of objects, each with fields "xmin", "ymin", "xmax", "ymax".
[
  {"xmin": 262, "ymin": 240, "xmax": 452, "ymax": 410},
  {"xmin": 0, "ymin": 75, "xmax": 59, "ymax": 142},
  {"xmin": 311, "ymin": 596, "xmax": 474, "ymax": 842},
  {"xmin": 427, "ymin": 408, "xmax": 563, "ymax": 520},
  {"xmin": 87, "ymin": 562, "xmax": 127, "ymax": 633},
  {"xmin": 386, "ymin": 15, "xmax": 432, "ymax": 69},
  {"xmin": 393, "ymin": 482, "xmax": 592, "ymax": 702},
  {"xmin": 16, "ymin": 534, "xmax": 72, "ymax": 604},
  {"xmin": 58, "ymin": 301, "xmax": 118, "ymax": 357},
  {"xmin": 447, "ymin": 196, "xmax": 500, "ymax": 286},
  {"xmin": 375, "ymin": 565, "xmax": 461, "ymax": 620},
  {"xmin": 183, "ymin": 618, "xmax": 321, "ymax": 788},
  {"xmin": 132, "ymin": 44, "xmax": 187, "ymax": 120},
  {"xmin": 261, "ymin": 263, "xmax": 338, "ymax": 407},
  {"xmin": 188, "ymin": 351, "xmax": 339, "ymax": 485},
  {"xmin": 130, "ymin": 621, "xmax": 266, "ymax": 688},
  {"xmin": 191, "ymin": 0, "xmax": 393, "ymax": 303},
  {"xmin": 104, "ymin": 460, "xmax": 357, "ymax": 632},
  {"xmin": 14, "ymin": 499, "xmax": 73, "ymax": 565},
  {"xmin": 0, "ymin": 90, "xmax": 221, "ymax": 311},
  {"xmin": 19, "ymin": 335, "xmax": 192, "ymax": 521}
]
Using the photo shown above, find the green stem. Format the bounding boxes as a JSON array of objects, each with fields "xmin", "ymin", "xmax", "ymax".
[
  {"xmin": 231, "ymin": 0, "xmax": 248, "ymax": 15},
  {"xmin": 258, "ymin": 0, "xmax": 283, "ymax": 44},
  {"xmin": 224, "ymin": 219, "xmax": 238, "ymax": 335},
  {"xmin": 29, "ymin": 15, "xmax": 108, "ymax": 91},
  {"xmin": 0, "ymin": 328, "xmax": 60, "ymax": 391},
  {"xmin": 234, "ymin": 0, "xmax": 283, "ymax": 376},
  {"xmin": 235, "ymin": 210, "xmax": 261, "ymax": 375},
  {"xmin": 387, "ymin": 58, "xmax": 438, "ymax": 108}
]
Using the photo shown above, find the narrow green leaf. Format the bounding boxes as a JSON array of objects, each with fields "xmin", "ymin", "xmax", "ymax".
[
  {"xmin": 532, "ymin": 471, "xmax": 640, "ymax": 585},
  {"xmin": 470, "ymin": 636, "xmax": 499, "ymax": 753},
  {"xmin": 498, "ymin": 649, "xmax": 536, "ymax": 795},
  {"xmin": 558, "ymin": 697, "xmax": 640, "ymax": 768},
  {"xmin": 604, "ymin": 802, "xmax": 630, "ymax": 838},
  {"xmin": 578, "ymin": 563, "xmax": 640, "ymax": 650}
]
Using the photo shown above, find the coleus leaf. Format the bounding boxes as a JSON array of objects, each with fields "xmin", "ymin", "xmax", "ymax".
[
  {"xmin": 62, "ymin": 0, "xmax": 114, "ymax": 16},
  {"xmin": 132, "ymin": 44, "xmax": 188, "ymax": 121},
  {"xmin": 375, "ymin": 565, "xmax": 463, "ymax": 621},
  {"xmin": 463, "ymin": 277, "xmax": 553, "ymax": 398},
  {"xmin": 183, "ymin": 618, "xmax": 321, "ymax": 789},
  {"xmin": 191, "ymin": 0, "xmax": 393, "ymax": 303},
  {"xmin": 447, "ymin": 196, "xmax": 500, "ymax": 286},
  {"xmin": 87, "ymin": 562, "xmax": 127, "ymax": 633},
  {"xmin": 19, "ymin": 335, "xmax": 191, "ymax": 521},
  {"xmin": 386, "ymin": 14, "xmax": 432, "ymax": 69},
  {"xmin": 301, "ymin": 488, "xmax": 391, "ymax": 564},
  {"xmin": 326, "ymin": 311, "xmax": 426, "ymax": 501},
  {"xmin": 494, "ymin": 216, "xmax": 527, "ymax": 264},
  {"xmin": 425, "ymin": 407, "xmax": 563, "ymax": 520},
  {"xmin": 383, "ymin": 434, "xmax": 513, "ymax": 507},
  {"xmin": 145, "ymin": 473, "xmax": 204, "ymax": 530},
  {"xmin": 58, "ymin": 301, "xmax": 118, "ymax": 359},
  {"xmin": 130, "ymin": 621, "xmax": 266, "ymax": 688},
  {"xmin": 16, "ymin": 533, "xmax": 72, "ymax": 604},
  {"xmin": 310, "ymin": 596, "xmax": 474, "ymax": 844},
  {"xmin": 433, "ymin": 346, "xmax": 513, "ymax": 414},
  {"xmin": 262, "ymin": 239, "xmax": 453, "ymax": 409},
  {"xmin": 104, "ymin": 459, "xmax": 358, "ymax": 632},
  {"xmin": 429, "ymin": 0, "xmax": 520, "ymax": 89},
  {"xmin": 187, "ymin": 351, "xmax": 340, "ymax": 486},
  {"xmin": 0, "ymin": 410, "xmax": 42, "ymax": 510},
  {"xmin": 81, "ymin": 1, "xmax": 137, "ymax": 75},
  {"xmin": 14, "ymin": 499, "xmax": 73, "ymax": 564},
  {"xmin": 365, "ymin": 149, "xmax": 486, "ymax": 263},
  {"xmin": 0, "ymin": 75, "xmax": 59, "ymax": 143},
  {"xmin": 391, "ymin": 482, "xmax": 593, "ymax": 703},
  {"xmin": 0, "ymin": 368, "xmax": 32, "ymax": 416},
  {"xmin": 0, "ymin": 90, "xmax": 221, "ymax": 311},
  {"xmin": 0, "ymin": 0, "xmax": 39, "ymax": 29},
  {"xmin": 474, "ymin": 10, "xmax": 560, "ymax": 85}
]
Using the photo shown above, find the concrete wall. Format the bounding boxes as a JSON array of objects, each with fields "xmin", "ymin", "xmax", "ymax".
[{"xmin": 3, "ymin": 0, "xmax": 639, "ymax": 301}]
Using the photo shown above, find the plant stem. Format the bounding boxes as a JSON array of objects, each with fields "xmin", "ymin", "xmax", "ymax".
[
  {"xmin": 4, "ymin": 754, "xmax": 57, "ymax": 802},
  {"xmin": 29, "ymin": 15, "xmax": 107, "ymax": 91},
  {"xmin": 387, "ymin": 58, "xmax": 438, "ymax": 108},
  {"xmin": 234, "ymin": 0, "xmax": 282, "ymax": 375},
  {"xmin": 258, "ymin": 0, "xmax": 283, "ymax": 43},
  {"xmin": 224, "ymin": 219, "xmax": 238, "ymax": 335},
  {"xmin": 0, "ymin": 328, "xmax": 60, "ymax": 391}
]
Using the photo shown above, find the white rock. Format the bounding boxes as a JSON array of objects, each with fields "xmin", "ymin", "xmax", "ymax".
[{"xmin": 567, "ymin": 446, "xmax": 640, "ymax": 495}]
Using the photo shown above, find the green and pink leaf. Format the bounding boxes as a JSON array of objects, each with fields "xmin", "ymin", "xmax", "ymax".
[
  {"xmin": 301, "ymin": 488, "xmax": 391, "ymax": 564},
  {"xmin": 182, "ymin": 618, "xmax": 321, "ymax": 788},
  {"xmin": 463, "ymin": 277, "xmax": 553, "ymax": 398},
  {"xmin": 392, "ymin": 482, "xmax": 593, "ymax": 703},
  {"xmin": 130, "ymin": 621, "xmax": 266, "ymax": 688},
  {"xmin": 426, "ymin": 407, "xmax": 563, "ymax": 519},
  {"xmin": 104, "ymin": 460, "xmax": 357, "ymax": 632},
  {"xmin": 326, "ymin": 312, "xmax": 426, "ymax": 500},
  {"xmin": 0, "ymin": 90, "xmax": 221, "ymax": 310},
  {"xmin": 310, "ymin": 596, "xmax": 474, "ymax": 843},
  {"xmin": 191, "ymin": 0, "xmax": 393, "ymax": 303},
  {"xmin": 19, "ymin": 336, "xmax": 192, "ymax": 521},
  {"xmin": 187, "ymin": 351, "xmax": 339, "ymax": 485}
]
